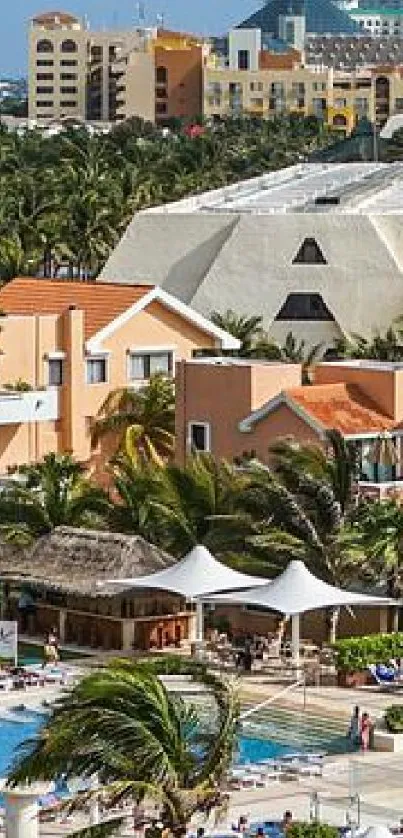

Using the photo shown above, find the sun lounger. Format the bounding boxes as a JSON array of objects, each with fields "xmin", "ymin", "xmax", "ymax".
[{"xmin": 368, "ymin": 664, "xmax": 403, "ymax": 689}]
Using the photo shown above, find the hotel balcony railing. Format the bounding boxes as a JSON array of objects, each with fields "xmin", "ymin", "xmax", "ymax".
[{"xmin": 0, "ymin": 388, "xmax": 59, "ymax": 425}]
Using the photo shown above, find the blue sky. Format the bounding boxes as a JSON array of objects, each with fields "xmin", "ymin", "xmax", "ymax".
[{"xmin": 3, "ymin": 0, "xmax": 261, "ymax": 76}]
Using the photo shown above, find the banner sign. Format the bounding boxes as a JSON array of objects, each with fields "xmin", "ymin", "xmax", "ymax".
[{"xmin": 0, "ymin": 621, "xmax": 18, "ymax": 664}]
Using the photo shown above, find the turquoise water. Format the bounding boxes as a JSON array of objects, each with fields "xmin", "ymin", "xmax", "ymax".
[
  {"xmin": 0, "ymin": 705, "xmax": 354, "ymax": 779},
  {"xmin": 0, "ymin": 711, "xmax": 45, "ymax": 777}
]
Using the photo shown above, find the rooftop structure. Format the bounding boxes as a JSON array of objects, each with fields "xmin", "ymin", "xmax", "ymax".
[
  {"xmin": 100, "ymin": 162, "xmax": 403, "ymax": 351},
  {"xmin": 238, "ymin": 0, "xmax": 360, "ymax": 36}
]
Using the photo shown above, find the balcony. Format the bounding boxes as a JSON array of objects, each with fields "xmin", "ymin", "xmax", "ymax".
[{"xmin": 0, "ymin": 389, "xmax": 59, "ymax": 425}]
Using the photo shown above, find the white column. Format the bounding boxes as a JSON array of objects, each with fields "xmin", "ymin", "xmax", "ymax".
[
  {"xmin": 2, "ymin": 787, "xmax": 46, "ymax": 838},
  {"xmin": 196, "ymin": 600, "xmax": 204, "ymax": 642},
  {"xmin": 291, "ymin": 613, "xmax": 300, "ymax": 667},
  {"xmin": 89, "ymin": 774, "xmax": 100, "ymax": 826}
]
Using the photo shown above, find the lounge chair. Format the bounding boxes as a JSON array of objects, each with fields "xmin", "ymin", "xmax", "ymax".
[{"xmin": 368, "ymin": 664, "xmax": 403, "ymax": 689}]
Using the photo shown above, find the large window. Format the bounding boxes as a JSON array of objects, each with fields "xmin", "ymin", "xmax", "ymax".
[
  {"xmin": 293, "ymin": 237, "xmax": 327, "ymax": 265},
  {"xmin": 128, "ymin": 351, "xmax": 173, "ymax": 381},
  {"xmin": 37, "ymin": 39, "xmax": 54, "ymax": 53},
  {"xmin": 156, "ymin": 66, "xmax": 167, "ymax": 84},
  {"xmin": 275, "ymin": 293, "xmax": 335, "ymax": 322},
  {"xmin": 36, "ymin": 86, "xmax": 54, "ymax": 94},
  {"xmin": 86, "ymin": 357, "xmax": 107, "ymax": 384},
  {"xmin": 61, "ymin": 39, "xmax": 78, "ymax": 53},
  {"xmin": 238, "ymin": 49, "xmax": 250, "ymax": 70},
  {"xmin": 48, "ymin": 359, "xmax": 63, "ymax": 387},
  {"xmin": 188, "ymin": 421, "xmax": 210, "ymax": 453}
]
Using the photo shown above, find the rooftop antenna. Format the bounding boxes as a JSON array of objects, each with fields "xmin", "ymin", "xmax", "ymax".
[
  {"xmin": 83, "ymin": 14, "xmax": 90, "ymax": 30},
  {"xmin": 156, "ymin": 12, "xmax": 165, "ymax": 28}
]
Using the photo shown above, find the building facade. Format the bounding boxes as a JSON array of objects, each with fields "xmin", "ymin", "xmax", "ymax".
[
  {"xmin": 29, "ymin": 12, "xmax": 205, "ymax": 125},
  {"xmin": 204, "ymin": 28, "xmax": 403, "ymax": 131},
  {"xmin": 0, "ymin": 278, "xmax": 237, "ymax": 475},
  {"xmin": 175, "ymin": 357, "xmax": 403, "ymax": 500}
]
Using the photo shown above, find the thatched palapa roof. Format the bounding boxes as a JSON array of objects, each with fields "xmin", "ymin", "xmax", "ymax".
[{"xmin": 0, "ymin": 527, "xmax": 174, "ymax": 597}]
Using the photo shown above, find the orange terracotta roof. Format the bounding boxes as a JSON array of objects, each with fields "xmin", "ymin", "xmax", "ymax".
[
  {"xmin": 0, "ymin": 278, "xmax": 153, "ymax": 340},
  {"xmin": 33, "ymin": 11, "xmax": 79, "ymax": 23},
  {"xmin": 286, "ymin": 382, "xmax": 394, "ymax": 435}
]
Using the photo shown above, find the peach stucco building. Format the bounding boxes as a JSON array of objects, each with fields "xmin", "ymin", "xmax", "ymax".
[
  {"xmin": 176, "ymin": 357, "xmax": 403, "ymax": 496},
  {"xmin": 0, "ymin": 278, "xmax": 237, "ymax": 474}
]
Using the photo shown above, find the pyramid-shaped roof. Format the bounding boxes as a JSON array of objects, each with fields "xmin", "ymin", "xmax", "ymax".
[
  {"xmin": 206, "ymin": 560, "xmax": 391, "ymax": 615},
  {"xmin": 238, "ymin": 0, "xmax": 359, "ymax": 36},
  {"xmin": 104, "ymin": 544, "xmax": 267, "ymax": 598}
]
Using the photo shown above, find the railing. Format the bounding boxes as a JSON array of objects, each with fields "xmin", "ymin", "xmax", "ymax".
[{"xmin": 239, "ymin": 675, "xmax": 306, "ymax": 721}]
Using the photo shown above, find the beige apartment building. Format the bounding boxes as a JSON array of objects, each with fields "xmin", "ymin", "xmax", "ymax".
[
  {"xmin": 205, "ymin": 28, "xmax": 403, "ymax": 131},
  {"xmin": 28, "ymin": 10, "xmax": 155, "ymax": 123}
]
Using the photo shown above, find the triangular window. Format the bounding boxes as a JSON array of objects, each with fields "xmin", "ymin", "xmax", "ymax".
[
  {"xmin": 276, "ymin": 293, "xmax": 335, "ymax": 322},
  {"xmin": 292, "ymin": 237, "xmax": 327, "ymax": 265}
]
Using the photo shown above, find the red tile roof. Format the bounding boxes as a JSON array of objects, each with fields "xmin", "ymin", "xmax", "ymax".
[
  {"xmin": 286, "ymin": 382, "xmax": 394, "ymax": 435},
  {"xmin": 0, "ymin": 278, "xmax": 153, "ymax": 340}
]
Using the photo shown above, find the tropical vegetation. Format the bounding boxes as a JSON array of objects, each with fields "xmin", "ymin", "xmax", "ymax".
[
  {"xmin": 333, "ymin": 633, "xmax": 403, "ymax": 672},
  {"xmin": 10, "ymin": 657, "xmax": 239, "ymax": 837},
  {"xmin": 384, "ymin": 704, "xmax": 403, "ymax": 733},
  {"xmin": 0, "ymin": 115, "xmax": 335, "ymax": 281}
]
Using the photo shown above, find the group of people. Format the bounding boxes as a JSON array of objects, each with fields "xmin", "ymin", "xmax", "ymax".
[{"xmin": 348, "ymin": 706, "xmax": 374, "ymax": 751}]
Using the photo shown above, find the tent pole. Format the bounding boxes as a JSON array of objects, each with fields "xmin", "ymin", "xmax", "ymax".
[
  {"xmin": 291, "ymin": 613, "xmax": 300, "ymax": 667},
  {"xmin": 196, "ymin": 600, "xmax": 204, "ymax": 642}
]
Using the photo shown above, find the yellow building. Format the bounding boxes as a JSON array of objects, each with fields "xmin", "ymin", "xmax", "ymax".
[
  {"xmin": 204, "ymin": 29, "xmax": 403, "ymax": 132},
  {"xmin": 28, "ymin": 10, "xmax": 155, "ymax": 123}
]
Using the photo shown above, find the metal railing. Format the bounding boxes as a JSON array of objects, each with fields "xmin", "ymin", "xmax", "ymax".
[{"xmin": 239, "ymin": 675, "xmax": 307, "ymax": 721}]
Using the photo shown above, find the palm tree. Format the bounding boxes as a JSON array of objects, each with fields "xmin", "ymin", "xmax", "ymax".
[
  {"xmin": 0, "ymin": 452, "xmax": 108, "ymax": 543},
  {"xmin": 210, "ymin": 310, "xmax": 264, "ymax": 356},
  {"xmin": 10, "ymin": 658, "xmax": 239, "ymax": 838},
  {"xmin": 238, "ymin": 436, "xmax": 361, "ymax": 640},
  {"xmin": 331, "ymin": 326, "xmax": 403, "ymax": 362},
  {"xmin": 354, "ymin": 499, "xmax": 403, "ymax": 607},
  {"xmin": 92, "ymin": 374, "xmax": 175, "ymax": 467}
]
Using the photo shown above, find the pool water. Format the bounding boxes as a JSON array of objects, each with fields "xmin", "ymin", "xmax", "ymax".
[
  {"xmin": 0, "ymin": 711, "xmax": 45, "ymax": 777},
  {"xmin": 18, "ymin": 643, "xmax": 88, "ymax": 666},
  {"xmin": 0, "ymin": 704, "xmax": 355, "ymax": 780}
]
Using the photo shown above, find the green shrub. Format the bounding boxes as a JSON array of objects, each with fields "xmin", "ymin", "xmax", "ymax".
[
  {"xmin": 385, "ymin": 705, "xmax": 403, "ymax": 733},
  {"xmin": 288, "ymin": 823, "xmax": 339, "ymax": 838},
  {"xmin": 333, "ymin": 633, "xmax": 403, "ymax": 672}
]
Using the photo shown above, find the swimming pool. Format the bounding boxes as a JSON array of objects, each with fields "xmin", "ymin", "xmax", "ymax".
[
  {"xmin": 0, "ymin": 703, "xmax": 354, "ymax": 780},
  {"xmin": 0, "ymin": 710, "xmax": 45, "ymax": 777}
]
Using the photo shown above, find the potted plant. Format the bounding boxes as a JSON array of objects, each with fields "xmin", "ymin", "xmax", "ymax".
[
  {"xmin": 385, "ymin": 705, "xmax": 403, "ymax": 733},
  {"xmin": 333, "ymin": 633, "xmax": 403, "ymax": 687}
]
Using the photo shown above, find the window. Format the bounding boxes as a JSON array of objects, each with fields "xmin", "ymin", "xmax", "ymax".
[
  {"xmin": 36, "ymin": 73, "xmax": 54, "ymax": 80},
  {"xmin": 36, "ymin": 86, "xmax": 54, "ymax": 94},
  {"xmin": 188, "ymin": 422, "xmax": 210, "ymax": 453},
  {"xmin": 156, "ymin": 102, "xmax": 167, "ymax": 114},
  {"xmin": 396, "ymin": 98, "xmax": 403, "ymax": 110},
  {"xmin": 48, "ymin": 359, "xmax": 63, "ymax": 387},
  {"xmin": 86, "ymin": 357, "xmax": 107, "ymax": 384},
  {"xmin": 156, "ymin": 86, "xmax": 167, "ymax": 98},
  {"xmin": 128, "ymin": 351, "xmax": 173, "ymax": 380},
  {"xmin": 61, "ymin": 72, "xmax": 77, "ymax": 80},
  {"xmin": 37, "ymin": 39, "xmax": 53, "ymax": 53},
  {"xmin": 156, "ymin": 66, "xmax": 167, "ymax": 84},
  {"xmin": 238, "ymin": 49, "xmax": 249, "ymax": 70},
  {"xmin": 275, "ymin": 293, "xmax": 335, "ymax": 322},
  {"xmin": 61, "ymin": 100, "xmax": 78, "ymax": 107},
  {"xmin": 61, "ymin": 39, "xmax": 78, "ymax": 53},
  {"xmin": 250, "ymin": 81, "xmax": 263, "ymax": 92},
  {"xmin": 61, "ymin": 59, "xmax": 77, "ymax": 66},
  {"xmin": 36, "ymin": 100, "xmax": 54, "ymax": 108},
  {"xmin": 292, "ymin": 237, "xmax": 327, "ymax": 265},
  {"xmin": 37, "ymin": 59, "xmax": 54, "ymax": 67},
  {"xmin": 60, "ymin": 86, "xmax": 77, "ymax": 94}
]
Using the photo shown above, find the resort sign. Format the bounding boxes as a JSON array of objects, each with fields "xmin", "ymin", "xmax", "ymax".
[{"xmin": 0, "ymin": 620, "xmax": 18, "ymax": 664}]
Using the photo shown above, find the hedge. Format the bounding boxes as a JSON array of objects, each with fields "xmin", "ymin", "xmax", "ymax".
[
  {"xmin": 288, "ymin": 823, "xmax": 339, "ymax": 838},
  {"xmin": 385, "ymin": 705, "xmax": 403, "ymax": 733},
  {"xmin": 332, "ymin": 633, "xmax": 403, "ymax": 672}
]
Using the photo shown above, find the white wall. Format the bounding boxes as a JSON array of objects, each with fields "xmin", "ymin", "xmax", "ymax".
[{"xmin": 228, "ymin": 28, "xmax": 261, "ymax": 72}]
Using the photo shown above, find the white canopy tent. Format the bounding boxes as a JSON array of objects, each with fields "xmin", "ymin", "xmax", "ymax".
[
  {"xmin": 204, "ymin": 560, "xmax": 394, "ymax": 663},
  {"xmin": 104, "ymin": 544, "xmax": 267, "ymax": 640}
]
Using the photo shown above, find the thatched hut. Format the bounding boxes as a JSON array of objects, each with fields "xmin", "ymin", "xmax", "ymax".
[{"xmin": 0, "ymin": 528, "xmax": 196, "ymax": 652}]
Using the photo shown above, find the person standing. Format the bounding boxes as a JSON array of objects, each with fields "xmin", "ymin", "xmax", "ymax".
[
  {"xmin": 348, "ymin": 705, "xmax": 360, "ymax": 746},
  {"xmin": 360, "ymin": 711, "xmax": 371, "ymax": 751}
]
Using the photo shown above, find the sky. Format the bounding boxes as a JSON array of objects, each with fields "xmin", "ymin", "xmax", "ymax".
[{"xmin": 2, "ymin": 0, "xmax": 261, "ymax": 77}]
